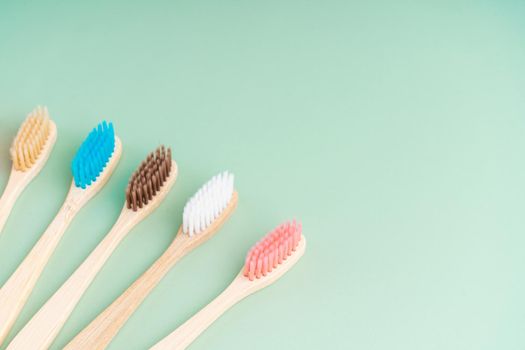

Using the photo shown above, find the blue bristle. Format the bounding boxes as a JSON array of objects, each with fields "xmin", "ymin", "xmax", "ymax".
[{"xmin": 71, "ymin": 121, "xmax": 116, "ymax": 189}]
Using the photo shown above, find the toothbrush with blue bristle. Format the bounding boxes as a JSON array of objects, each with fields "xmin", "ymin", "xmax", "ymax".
[{"xmin": 0, "ymin": 121, "xmax": 122, "ymax": 346}]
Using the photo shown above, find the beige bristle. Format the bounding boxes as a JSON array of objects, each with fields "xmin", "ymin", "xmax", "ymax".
[{"xmin": 10, "ymin": 106, "xmax": 52, "ymax": 172}]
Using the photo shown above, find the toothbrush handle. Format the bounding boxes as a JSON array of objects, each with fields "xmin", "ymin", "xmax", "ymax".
[
  {"xmin": 150, "ymin": 236, "xmax": 306, "ymax": 350},
  {"xmin": 6, "ymin": 211, "xmax": 133, "ymax": 350},
  {"xmin": 64, "ymin": 233, "xmax": 188, "ymax": 350},
  {"xmin": 149, "ymin": 273, "xmax": 247, "ymax": 350},
  {"xmin": 0, "ymin": 202, "xmax": 77, "ymax": 346},
  {"xmin": 0, "ymin": 170, "xmax": 27, "ymax": 235}
]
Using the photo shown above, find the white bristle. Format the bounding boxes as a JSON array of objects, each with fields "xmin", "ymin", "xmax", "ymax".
[{"xmin": 182, "ymin": 171, "xmax": 235, "ymax": 236}]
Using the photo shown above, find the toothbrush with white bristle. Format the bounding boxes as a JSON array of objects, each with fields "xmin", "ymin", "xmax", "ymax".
[
  {"xmin": 0, "ymin": 121, "xmax": 121, "ymax": 347},
  {"xmin": 0, "ymin": 106, "xmax": 57, "ymax": 235},
  {"xmin": 64, "ymin": 171, "xmax": 237, "ymax": 350}
]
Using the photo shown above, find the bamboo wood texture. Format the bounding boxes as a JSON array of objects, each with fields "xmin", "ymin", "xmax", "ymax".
[
  {"xmin": 0, "ymin": 121, "xmax": 57, "ymax": 235},
  {"xmin": 149, "ymin": 235, "xmax": 306, "ymax": 350},
  {"xmin": 0, "ymin": 137, "xmax": 121, "ymax": 347},
  {"xmin": 6, "ymin": 159, "xmax": 178, "ymax": 350},
  {"xmin": 64, "ymin": 191, "xmax": 238, "ymax": 350}
]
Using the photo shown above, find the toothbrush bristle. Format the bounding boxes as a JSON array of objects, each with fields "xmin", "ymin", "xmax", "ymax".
[
  {"xmin": 126, "ymin": 146, "xmax": 172, "ymax": 211},
  {"xmin": 71, "ymin": 121, "xmax": 116, "ymax": 189},
  {"xmin": 244, "ymin": 220, "xmax": 302, "ymax": 281},
  {"xmin": 10, "ymin": 106, "xmax": 52, "ymax": 171},
  {"xmin": 182, "ymin": 171, "xmax": 234, "ymax": 236}
]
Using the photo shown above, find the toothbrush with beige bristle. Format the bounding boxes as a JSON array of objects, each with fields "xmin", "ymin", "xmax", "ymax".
[
  {"xmin": 0, "ymin": 106, "xmax": 57, "ymax": 235},
  {"xmin": 65, "ymin": 171, "xmax": 237, "ymax": 350},
  {"xmin": 6, "ymin": 146, "xmax": 177, "ymax": 350},
  {"xmin": 0, "ymin": 121, "xmax": 121, "ymax": 346},
  {"xmin": 149, "ymin": 220, "xmax": 305, "ymax": 350}
]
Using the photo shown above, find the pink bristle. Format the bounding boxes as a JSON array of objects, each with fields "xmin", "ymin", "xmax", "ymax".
[
  {"xmin": 248, "ymin": 260, "xmax": 256, "ymax": 281},
  {"xmin": 278, "ymin": 239, "xmax": 285, "ymax": 263},
  {"xmin": 273, "ymin": 245, "xmax": 278, "ymax": 268},
  {"xmin": 256, "ymin": 257, "xmax": 262, "ymax": 279},
  {"xmin": 283, "ymin": 239, "xmax": 289, "ymax": 260},
  {"xmin": 243, "ymin": 220, "xmax": 302, "ymax": 281},
  {"xmin": 262, "ymin": 254, "xmax": 269, "ymax": 276},
  {"xmin": 268, "ymin": 249, "xmax": 275, "ymax": 272}
]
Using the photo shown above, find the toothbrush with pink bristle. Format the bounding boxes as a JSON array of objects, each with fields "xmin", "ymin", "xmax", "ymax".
[{"xmin": 149, "ymin": 220, "xmax": 305, "ymax": 350}]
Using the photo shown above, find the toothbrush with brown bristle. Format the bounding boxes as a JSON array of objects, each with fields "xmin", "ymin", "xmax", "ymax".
[
  {"xmin": 0, "ymin": 121, "xmax": 121, "ymax": 347},
  {"xmin": 0, "ymin": 106, "xmax": 57, "ymax": 235},
  {"xmin": 149, "ymin": 220, "xmax": 305, "ymax": 350},
  {"xmin": 6, "ymin": 146, "xmax": 178, "ymax": 350},
  {"xmin": 65, "ymin": 171, "xmax": 237, "ymax": 350}
]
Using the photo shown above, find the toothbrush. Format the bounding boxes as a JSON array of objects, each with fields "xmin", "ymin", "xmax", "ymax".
[
  {"xmin": 150, "ymin": 220, "xmax": 305, "ymax": 350},
  {"xmin": 0, "ymin": 106, "xmax": 57, "ymax": 235},
  {"xmin": 6, "ymin": 146, "xmax": 177, "ymax": 350},
  {"xmin": 65, "ymin": 171, "xmax": 237, "ymax": 350},
  {"xmin": 0, "ymin": 121, "xmax": 120, "ymax": 346}
]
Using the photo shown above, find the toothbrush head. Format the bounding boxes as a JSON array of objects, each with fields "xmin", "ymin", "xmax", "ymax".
[
  {"xmin": 244, "ymin": 220, "xmax": 303, "ymax": 281},
  {"xmin": 182, "ymin": 171, "xmax": 235, "ymax": 237},
  {"xmin": 10, "ymin": 106, "xmax": 54, "ymax": 172},
  {"xmin": 71, "ymin": 121, "xmax": 116, "ymax": 189},
  {"xmin": 125, "ymin": 146, "xmax": 174, "ymax": 212}
]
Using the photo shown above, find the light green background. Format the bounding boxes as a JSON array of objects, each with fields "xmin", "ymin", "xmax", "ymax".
[{"xmin": 0, "ymin": 0, "xmax": 524, "ymax": 349}]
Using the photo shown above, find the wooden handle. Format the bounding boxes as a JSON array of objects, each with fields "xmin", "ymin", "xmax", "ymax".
[
  {"xmin": 0, "ymin": 170, "xmax": 33, "ymax": 235},
  {"xmin": 150, "ymin": 274, "xmax": 246, "ymax": 350},
  {"xmin": 66, "ymin": 191, "xmax": 237, "ymax": 350},
  {"xmin": 0, "ymin": 194, "xmax": 79, "ymax": 346},
  {"xmin": 0, "ymin": 138, "xmax": 122, "ymax": 347},
  {"xmin": 65, "ymin": 231, "xmax": 188, "ymax": 350},
  {"xmin": 150, "ymin": 235, "xmax": 306, "ymax": 350},
  {"xmin": 5, "ymin": 208, "xmax": 136, "ymax": 350},
  {"xmin": 12, "ymin": 158, "xmax": 177, "ymax": 349}
]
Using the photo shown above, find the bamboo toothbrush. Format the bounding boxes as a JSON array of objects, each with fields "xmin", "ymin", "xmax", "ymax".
[
  {"xmin": 6, "ymin": 146, "xmax": 177, "ymax": 350},
  {"xmin": 65, "ymin": 171, "xmax": 237, "ymax": 350},
  {"xmin": 0, "ymin": 121, "xmax": 121, "ymax": 346},
  {"xmin": 0, "ymin": 106, "xmax": 57, "ymax": 235},
  {"xmin": 150, "ymin": 220, "xmax": 305, "ymax": 350}
]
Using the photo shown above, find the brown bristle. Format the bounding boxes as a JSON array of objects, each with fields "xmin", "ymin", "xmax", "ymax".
[{"xmin": 126, "ymin": 146, "xmax": 172, "ymax": 211}]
